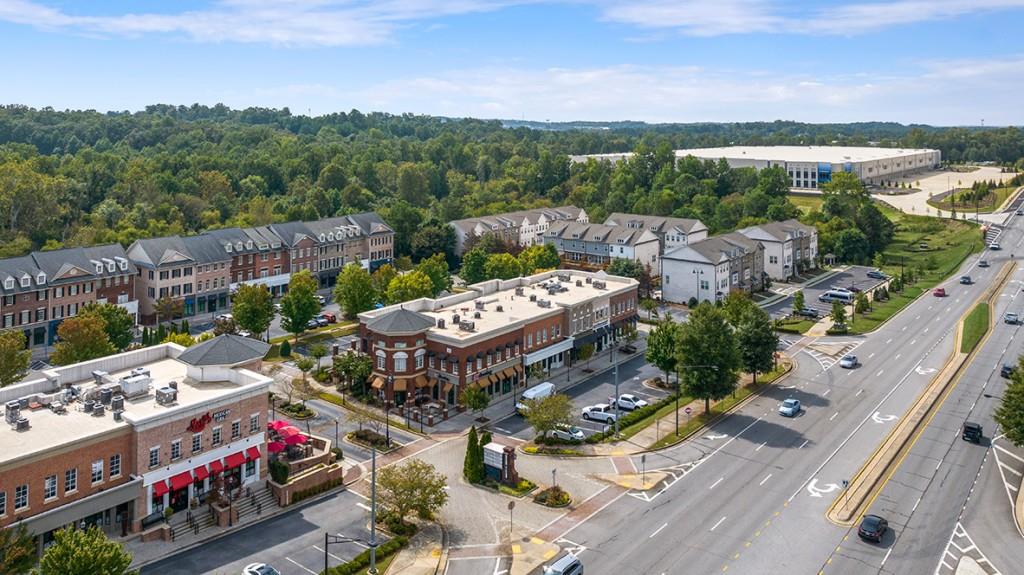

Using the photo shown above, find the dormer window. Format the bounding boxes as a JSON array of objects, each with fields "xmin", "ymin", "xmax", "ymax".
[
  {"xmin": 20, "ymin": 275, "xmax": 30, "ymax": 288},
  {"xmin": 328, "ymin": 233, "xmax": 335, "ymax": 241},
  {"xmin": 593, "ymin": 235, "xmax": 602, "ymax": 241},
  {"xmin": 36, "ymin": 272, "xmax": 45, "ymax": 284},
  {"xmin": 234, "ymin": 242, "xmax": 243, "ymax": 251},
  {"xmin": 245, "ymin": 241, "xmax": 253, "ymax": 250},
  {"xmin": 118, "ymin": 260, "xmax": 128, "ymax": 270},
  {"xmin": 319, "ymin": 234, "xmax": 326, "ymax": 242},
  {"xmin": 95, "ymin": 263, "xmax": 103, "ymax": 274},
  {"xmin": 3, "ymin": 278, "xmax": 11, "ymax": 290},
  {"xmin": 271, "ymin": 242, "xmax": 281, "ymax": 249},
  {"xmin": 258, "ymin": 243, "xmax": 269, "ymax": 250},
  {"xmin": 225, "ymin": 244, "xmax": 233, "ymax": 253},
  {"xmin": 107, "ymin": 262, "xmax": 115, "ymax": 272},
  {"xmin": 571, "ymin": 233, "xmax": 580, "ymax": 239}
]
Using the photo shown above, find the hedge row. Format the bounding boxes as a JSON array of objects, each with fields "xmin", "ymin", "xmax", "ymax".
[
  {"xmin": 290, "ymin": 476, "xmax": 344, "ymax": 506},
  {"xmin": 585, "ymin": 394, "xmax": 679, "ymax": 443},
  {"xmin": 323, "ymin": 536, "xmax": 409, "ymax": 575}
]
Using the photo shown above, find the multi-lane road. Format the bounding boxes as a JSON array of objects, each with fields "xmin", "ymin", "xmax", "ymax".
[{"xmin": 555, "ymin": 215, "xmax": 1024, "ymax": 574}]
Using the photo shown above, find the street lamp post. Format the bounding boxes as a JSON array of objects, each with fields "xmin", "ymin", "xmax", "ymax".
[{"xmin": 323, "ymin": 446, "xmax": 379, "ymax": 573}]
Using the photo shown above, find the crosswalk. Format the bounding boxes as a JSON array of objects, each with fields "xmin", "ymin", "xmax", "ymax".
[
  {"xmin": 991, "ymin": 436, "xmax": 1024, "ymax": 513},
  {"xmin": 802, "ymin": 340, "xmax": 862, "ymax": 370},
  {"xmin": 935, "ymin": 522, "xmax": 1002, "ymax": 575}
]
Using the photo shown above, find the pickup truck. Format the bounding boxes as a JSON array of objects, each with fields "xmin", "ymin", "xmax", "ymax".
[{"xmin": 581, "ymin": 404, "xmax": 618, "ymax": 423}]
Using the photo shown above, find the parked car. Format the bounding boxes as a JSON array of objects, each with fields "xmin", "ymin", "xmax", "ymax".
[
  {"xmin": 314, "ymin": 316, "xmax": 329, "ymax": 328},
  {"xmin": 619, "ymin": 344, "xmax": 638, "ymax": 354},
  {"xmin": 544, "ymin": 553, "xmax": 583, "ymax": 575},
  {"xmin": 1017, "ymin": 209, "xmax": 1023, "ymax": 216},
  {"xmin": 846, "ymin": 285, "xmax": 862, "ymax": 293},
  {"xmin": 839, "ymin": 355, "xmax": 859, "ymax": 369},
  {"xmin": 778, "ymin": 398, "xmax": 801, "ymax": 417},
  {"xmin": 794, "ymin": 307, "xmax": 819, "ymax": 319},
  {"xmin": 866, "ymin": 270, "xmax": 887, "ymax": 280},
  {"xmin": 306, "ymin": 319, "xmax": 320, "ymax": 330},
  {"xmin": 962, "ymin": 421, "xmax": 983, "ymax": 444},
  {"xmin": 1001, "ymin": 363, "xmax": 1016, "ymax": 378},
  {"xmin": 547, "ymin": 424, "xmax": 586, "ymax": 442},
  {"xmin": 990, "ymin": 242, "xmax": 1002, "ymax": 251},
  {"xmin": 614, "ymin": 394, "xmax": 649, "ymax": 411},
  {"xmin": 960, "ymin": 275, "xmax": 972, "ymax": 285},
  {"xmin": 582, "ymin": 403, "xmax": 618, "ymax": 423},
  {"xmin": 1005, "ymin": 312, "xmax": 1019, "ymax": 325},
  {"xmin": 243, "ymin": 564, "xmax": 282, "ymax": 575},
  {"xmin": 316, "ymin": 294, "xmax": 326, "ymax": 304},
  {"xmin": 320, "ymin": 311, "xmax": 337, "ymax": 323},
  {"xmin": 858, "ymin": 515, "xmax": 888, "ymax": 543},
  {"xmin": 237, "ymin": 330, "xmax": 252, "ymax": 338},
  {"xmin": 933, "ymin": 288, "xmax": 946, "ymax": 297},
  {"xmin": 516, "ymin": 382, "xmax": 555, "ymax": 414},
  {"xmin": 979, "ymin": 260, "xmax": 990, "ymax": 268}
]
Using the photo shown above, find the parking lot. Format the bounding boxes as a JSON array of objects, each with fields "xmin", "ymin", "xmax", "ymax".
[
  {"xmin": 491, "ymin": 351, "xmax": 669, "ymax": 441},
  {"xmin": 765, "ymin": 265, "xmax": 887, "ymax": 319}
]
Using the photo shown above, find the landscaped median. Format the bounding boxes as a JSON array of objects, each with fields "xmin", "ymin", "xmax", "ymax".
[
  {"xmin": 960, "ymin": 303, "xmax": 990, "ymax": 354},
  {"xmin": 827, "ymin": 262, "xmax": 1013, "ymax": 526}
]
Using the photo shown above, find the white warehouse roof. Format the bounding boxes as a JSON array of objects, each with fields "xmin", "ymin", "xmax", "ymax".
[{"xmin": 674, "ymin": 146, "xmax": 937, "ymax": 164}]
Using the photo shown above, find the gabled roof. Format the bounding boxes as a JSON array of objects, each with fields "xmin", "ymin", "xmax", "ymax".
[
  {"xmin": 177, "ymin": 334, "xmax": 271, "ymax": 367},
  {"xmin": 365, "ymin": 308, "xmax": 435, "ymax": 335},
  {"xmin": 738, "ymin": 219, "xmax": 816, "ymax": 243},
  {"xmin": 449, "ymin": 206, "xmax": 584, "ymax": 234},
  {"xmin": 603, "ymin": 213, "xmax": 708, "ymax": 235},
  {"xmin": 664, "ymin": 232, "xmax": 762, "ymax": 264},
  {"xmin": 0, "ymin": 244, "xmax": 135, "ymax": 291},
  {"xmin": 546, "ymin": 222, "xmax": 656, "ymax": 247}
]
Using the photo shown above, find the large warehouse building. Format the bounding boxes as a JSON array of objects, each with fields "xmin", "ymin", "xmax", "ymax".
[{"xmin": 571, "ymin": 146, "xmax": 941, "ymax": 190}]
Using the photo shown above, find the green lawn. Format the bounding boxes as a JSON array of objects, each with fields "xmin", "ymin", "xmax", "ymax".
[
  {"xmin": 927, "ymin": 186, "xmax": 1019, "ymax": 214},
  {"xmin": 847, "ymin": 208, "xmax": 983, "ymax": 334},
  {"xmin": 775, "ymin": 317, "xmax": 816, "ymax": 334},
  {"xmin": 788, "ymin": 194, "xmax": 824, "ymax": 214},
  {"xmin": 960, "ymin": 303, "xmax": 990, "ymax": 354}
]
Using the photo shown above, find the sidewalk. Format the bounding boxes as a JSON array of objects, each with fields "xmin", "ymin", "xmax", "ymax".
[{"xmin": 385, "ymin": 522, "xmax": 445, "ymax": 575}]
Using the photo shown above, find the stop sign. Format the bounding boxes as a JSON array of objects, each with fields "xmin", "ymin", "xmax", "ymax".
[{"xmin": 684, "ymin": 407, "xmax": 692, "ymax": 415}]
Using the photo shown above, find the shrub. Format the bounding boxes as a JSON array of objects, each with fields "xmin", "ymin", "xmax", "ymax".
[
  {"xmin": 687, "ymin": 297, "xmax": 698, "ymax": 308},
  {"xmin": 280, "ymin": 340, "xmax": 291, "ymax": 357},
  {"xmin": 533, "ymin": 485, "xmax": 571, "ymax": 507},
  {"xmin": 269, "ymin": 459, "xmax": 289, "ymax": 484},
  {"xmin": 534, "ymin": 435, "xmax": 582, "ymax": 446},
  {"xmin": 350, "ymin": 429, "xmax": 390, "ymax": 448},
  {"xmin": 325, "ymin": 536, "xmax": 409, "ymax": 575},
  {"xmin": 290, "ymin": 476, "xmax": 344, "ymax": 506},
  {"xmin": 380, "ymin": 512, "xmax": 419, "ymax": 536},
  {"xmin": 331, "ymin": 447, "xmax": 344, "ymax": 462}
]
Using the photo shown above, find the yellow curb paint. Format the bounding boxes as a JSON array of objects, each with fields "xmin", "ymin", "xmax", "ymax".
[
  {"xmin": 512, "ymin": 545, "xmax": 522, "ymax": 554},
  {"xmin": 531, "ymin": 537, "xmax": 544, "ymax": 545},
  {"xmin": 431, "ymin": 549, "xmax": 440, "ymax": 557},
  {"xmin": 542, "ymin": 549, "xmax": 557, "ymax": 560}
]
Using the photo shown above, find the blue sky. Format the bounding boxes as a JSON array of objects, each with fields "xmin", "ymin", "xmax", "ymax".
[{"xmin": 2, "ymin": 0, "xmax": 1024, "ymax": 125}]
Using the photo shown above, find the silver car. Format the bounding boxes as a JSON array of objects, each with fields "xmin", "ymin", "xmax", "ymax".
[
  {"xmin": 839, "ymin": 355, "xmax": 858, "ymax": 369},
  {"xmin": 779, "ymin": 398, "xmax": 801, "ymax": 417},
  {"xmin": 548, "ymin": 425, "xmax": 585, "ymax": 442}
]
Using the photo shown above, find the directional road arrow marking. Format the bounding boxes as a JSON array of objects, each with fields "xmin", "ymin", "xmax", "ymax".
[
  {"xmin": 872, "ymin": 412, "xmax": 898, "ymax": 424},
  {"xmin": 806, "ymin": 478, "xmax": 840, "ymax": 498},
  {"xmin": 915, "ymin": 366, "xmax": 938, "ymax": 375},
  {"xmin": 703, "ymin": 433, "xmax": 728, "ymax": 440}
]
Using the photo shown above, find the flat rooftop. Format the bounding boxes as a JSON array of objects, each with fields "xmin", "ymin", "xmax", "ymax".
[
  {"xmin": 0, "ymin": 345, "xmax": 266, "ymax": 467},
  {"xmin": 675, "ymin": 146, "xmax": 937, "ymax": 164}
]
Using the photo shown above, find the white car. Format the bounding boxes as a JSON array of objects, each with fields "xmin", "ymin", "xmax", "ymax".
[
  {"xmin": 581, "ymin": 403, "xmax": 617, "ymax": 423},
  {"xmin": 778, "ymin": 398, "xmax": 801, "ymax": 417},
  {"xmin": 838, "ymin": 355, "xmax": 859, "ymax": 369},
  {"xmin": 243, "ymin": 564, "xmax": 281, "ymax": 575},
  {"xmin": 614, "ymin": 393, "xmax": 649, "ymax": 411},
  {"xmin": 237, "ymin": 330, "xmax": 252, "ymax": 338},
  {"xmin": 316, "ymin": 294, "xmax": 326, "ymax": 304},
  {"xmin": 990, "ymin": 242, "xmax": 1002, "ymax": 251},
  {"xmin": 547, "ymin": 425, "xmax": 585, "ymax": 442}
]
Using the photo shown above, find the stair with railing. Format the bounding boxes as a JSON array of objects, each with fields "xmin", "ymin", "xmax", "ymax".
[{"xmin": 168, "ymin": 485, "xmax": 278, "ymax": 544}]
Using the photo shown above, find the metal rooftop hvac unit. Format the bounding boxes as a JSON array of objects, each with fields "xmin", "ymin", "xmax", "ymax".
[
  {"xmin": 529, "ymin": 294, "xmax": 537, "ymax": 302},
  {"xmin": 120, "ymin": 374, "xmax": 152, "ymax": 398},
  {"xmin": 15, "ymin": 417, "xmax": 29, "ymax": 431},
  {"xmin": 537, "ymin": 299, "xmax": 552, "ymax": 308},
  {"xmin": 5, "ymin": 400, "xmax": 20, "ymax": 424},
  {"xmin": 437, "ymin": 318, "xmax": 446, "ymax": 329},
  {"xmin": 475, "ymin": 300, "xmax": 485, "ymax": 310},
  {"xmin": 514, "ymin": 287, "xmax": 525, "ymax": 296},
  {"xmin": 585, "ymin": 277, "xmax": 592, "ymax": 284},
  {"xmin": 92, "ymin": 370, "xmax": 110, "ymax": 385},
  {"xmin": 576, "ymin": 280, "xmax": 583, "ymax": 287},
  {"xmin": 99, "ymin": 387, "xmax": 113, "ymax": 405},
  {"xmin": 92, "ymin": 404, "xmax": 105, "ymax": 417},
  {"xmin": 458, "ymin": 320, "xmax": 476, "ymax": 332},
  {"xmin": 82, "ymin": 400, "xmax": 95, "ymax": 414},
  {"xmin": 496, "ymin": 305, "xmax": 504, "ymax": 312},
  {"xmin": 130, "ymin": 367, "xmax": 151, "ymax": 378},
  {"xmin": 473, "ymin": 311, "xmax": 481, "ymax": 319},
  {"xmin": 453, "ymin": 314, "xmax": 461, "ymax": 325},
  {"xmin": 113, "ymin": 410, "xmax": 123, "ymax": 422},
  {"xmin": 155, "ymin": 387, "xmax": 177, "ymax": 406},
  {"xmin": 593, "ymin": 280, "xmax": 606, "ymax": 290},
  {"xmin": 111, "ymin": 395, "xmax": 124, "ymax": 411},
  {"xmin": 557, "ymin": 274, "xmax": 571, "ymax": 282}
]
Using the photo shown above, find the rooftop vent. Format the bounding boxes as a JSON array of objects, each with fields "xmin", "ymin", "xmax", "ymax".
[
  {"xmin": 529, "ymin": 294, "xmax": 537, "ymax": 302},
  {"xmin": 576, "ymin": 280, "xmax": 583, "ymax": 287},
  {"xmin": 82, "ymin": 400, "xmax": 95, "ymax": 414},
  {"xmin": 593, "ymin": 280, "xmax": 606, "ymax": 290},
  {"xmin": 514, "ymin": 287, "xmax": 525, "ymax": 296},
  {"xmin": 111, "ymin": 395, "xmax": 124, "ymax": 411},
  {"xmin": 155, "ymin": 387, "xmax": 177, "ymax": 406},
  {"xmin": 92, "ymin": 404, "xmax": 105, "ymax": 417},
  {"xmin": 585, "ymin": 277, "xmax": 592, "ymax": 284},
  {"xmin": 92, "ymin": 370, "xmax": 110, "ymax": 385},
  {"xmin": 475, "ymin": 301, "xmax": 485, "ymax": 310},
  {"xmin": 168, "ymin": 380, "xmax": 178, "ymax": 390},
  {"xmin": 473, "ymin": 311, "xmax": 481, "ymax": 319},
  {"xmin": 437, "ymin": 318, "xmax": 446, "ymax": 329},
  {"xmin": 99, "ymin": 387, "xmax": 113, "ymax": 405},
  {"xmin": 458, "ymin": 320, "xmax": 476, "ymax": 332},
  {"xmin": 5, "ymin": 400, "xmax": 20, "ymax": 424},
  {"xmin": 453, "ymin": 314, "xmax": 460, "ymax": 325},
  {"xmin": 113, "ymin": 410, "xmax": 123, "ymax": 422},
  {"xmin": 537, "ymin": 299, "xmax": 552, "ymax": 308},
  {"xmin": 15, "ymin": 416, "xmax": 29, "ymax": 431},
  {"xmin": 496, "ymin": 305, "xmax": 504, "ymax": 312},
  {"xmin": 557, "ymin": 274, "xmax": 571, "ymax": 282}
]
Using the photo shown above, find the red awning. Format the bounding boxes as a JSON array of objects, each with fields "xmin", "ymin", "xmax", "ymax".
[
  {"xmin": 225, "ymin": 452, "xmax": 247, "ymax": 469},
  {"xmin": 169, "ymin": 471, "xmax": 193, "ymax": 491},
  {"xmin": 152, "ymin": 481, "xmax": 170, "ymax": 497},
  {"xmin": 246, "ymin": 446, "xmax": 261, "ymax": 461},
  {"xmin": 193, "ymin": 465, "xmax": 209, "ymax": 482},
  {"xmin": 209, "ymin": 459, "xmax": 224, "ymax": 474}
]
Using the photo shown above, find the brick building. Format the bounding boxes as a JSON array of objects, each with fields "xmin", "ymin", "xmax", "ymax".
[
  {"xmin": 0, "ymin": 335, "xmax": 272, "ymax": 551},
  {"xmin": 358, "ymin": 270, "xmax": 638, "ymax": 407}
]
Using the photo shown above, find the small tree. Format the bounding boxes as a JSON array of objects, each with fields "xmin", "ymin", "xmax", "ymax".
[
  {"xmin": 577, "ymin": 343, "xmax": 595, "ymax": 371},
  {"xmin": 232, "ymin": 283, "xmax": 274, "ymax": 337},
  {"xmin": 792, "ymin": 290, "xmax": 805, "ymax": 313},
  {"xmin": 309, "ymin": 343, "xmax": 328, "ymax": 370},
  {"xmin": 52, "ymin": 315, "xmax": 117, "ymax": 365},
  {"xmin": 677, "ymin": 303, "xmax": 741, "ymax": 413},
  {"xmin": 334, "ymin": 263, "xmax": 376, "ymax": 319},
  {"xmin": 854, "ymin": 292, "xmax": 870, "ymax": 314},
  {"xmin": 524, "ymin": 393, "xmax": 574, "ymax": 439},
  {"xmin": 378, "ymin": 459, "xmax": 449, "ymax": 526},
  {"xmin": 279, "ymin": 339, "xmax": 292, "ymax": 358},
  {"xmin": 460, "ymin": 385, "xmax": 490, "ymax": 418},
  {"xmin": 734, "ymin": 307, "xmax": 778, "ymax": 385},
  {"xmin": 162, "ymin": 332, "xmax": 196, "ymax": 346},
  {"xmin": 464, "ymin": 425, "xmax": 483, "ymax": 483},
  {"xmin": 831, "ymin": 299, "xmax": 847, "ymax": 327},
  {"xmin": 646, "ymin": 317, "xmax": 679, "ymax": 385},
  {"xmin": 290, "ymin": 376, "xmax": 316, "ymax": 407},
  {"xmin": 212, "ymin": 316, "xmax": 238, "ymax": 336},
  {"xmin": 640, "ymin": 298, "xmax": 658, "ymax": 320},
  {"xmin": 37, "ymin": 525, "xmax": 136, "ymax": 575},
  {"xmin": 871, "ymin": 252, "xmax": 885, "ymax": 270},
  {"xmin": 154, "ymin": 296, "xmax": 183, "ymax": 325},
  {"xmin": 0, "ymin": 329, "xmax": 30, "ymax": 388},
  {"xmin": 80, "ymin": 302, "xmax": 135, "ymax": 351},
  {"xmin": 279, "ymin": 269, "xmax": 320, "ymax": 342},
  {"xmin": 0, "ymin": 523, "xmax": 35, "ymax": 575}
]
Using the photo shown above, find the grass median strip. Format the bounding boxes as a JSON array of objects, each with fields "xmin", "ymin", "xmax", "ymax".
[{"xmin": 960, "ymin": 303, "xmax": 990, "ymax": 354}]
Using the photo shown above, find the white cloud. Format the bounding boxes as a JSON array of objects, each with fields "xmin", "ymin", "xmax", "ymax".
[
  {"xmin": 346, "ymin": 58, "xmax": 1023, "ymax": 124},
  {"xmin": 599, "ymin": 0, "xmax": 784, "ymax": 36},
  {"xmin": 803, "ymin": 0, "xmax": 1024, "ymax": 35}
]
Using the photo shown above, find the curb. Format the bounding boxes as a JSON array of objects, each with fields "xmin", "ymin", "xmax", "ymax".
[
  {"xmin": 433, "ymin": 522, "xmax": 450, "ymax": 575},
  {"xmin": 825, "ymin": 261, "xmax": 1014, "ymax": 526}
]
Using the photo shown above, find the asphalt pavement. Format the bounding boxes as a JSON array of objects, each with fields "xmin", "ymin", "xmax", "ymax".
[{"xmin": 765, "ymin": 265, "xmax": 887, "ymax": 318}]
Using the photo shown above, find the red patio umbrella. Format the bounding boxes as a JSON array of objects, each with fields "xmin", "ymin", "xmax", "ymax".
[
  {"xmin": 278, "ymin": 425, "xmax": 302, "ymax": 438},
  {"xmin": 268, "ymin": 420, "xmax": 291, "ymax": 431},
  {"xmin": 267, "ymin": 441, "xmax": 287, "ymax": 453},
  {"xmin": 283, "ymin": 433, "xmax": 308, "ymax": 445}
]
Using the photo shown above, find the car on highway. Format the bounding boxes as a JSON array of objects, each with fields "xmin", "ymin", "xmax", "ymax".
[
  {"xmin": 1005, "ymin": 312, "xmax": 1019, "ymax": 325},
  {"xmin": 581, "ymin": 403, "xmax": 618, "ymax": 423},
  {"xmin": 839, "ymin": 355, "xmax": 859, "ymax": 369},
  {"xmin": 857, "ymin": 514, "xmax": 888, "ymax": 543},
  {"xmin": 979, "ymin": 260, "xmax": 990, "ymax": 268},
  {"xmin": 547, "ymin": 424, "xmax": 586, "ymax": 442},
  {"xmin": 960, "ymin": 275, "xmax": 972, "ymax": 285},
  {"xmin": 866, "ymin": 270, "xmax": 887, "ymax": 280},
  {"xmin": 794, "ymin": 307, "xmax": 820, "ymax": 319},
  {"xmin": 778, "ymin": 398, "xmax": 801, "ymax": 417},
  {"xmin": 990, "ymin": 242, "xmax": 1002, "ymax": 250},
  {"xmin": 1018, "ymin": 209, "xmax": 1023, "ymax": 216},
  {"xmin": 1001, "ymin": 363, "xmax": 1016, "ymax": 378},
  {"xmin": 243, "ymin": 564, "xmax": 282, "ymax": 575},
  {"xmin": 962, "ymin": 421, "xmax": 983, "ymax": 444},
  {"xmin": 613, "ymin": 393, "xmax": 649, "ymax": 411},
  {"xmin": 933, "ymin": 288, "xmax": 946, "ymax": 297}
]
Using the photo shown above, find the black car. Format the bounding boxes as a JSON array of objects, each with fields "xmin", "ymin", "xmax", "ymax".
[
  {"xmin": 963, "ymin": 421, "xmax": 983, "ymax": 443},
  {"xmin": 795, "ymin": 307, "xmax": 820, "ymax": 319},
  {"xmin": 979, "ymin": 260, "xmax": 990, "ymax": 268},
  {"xmin": 866, "ymin": 270, "xmax": 887, "ymax": 280},
  {"xmin": 1002, "ymin": 363, "xmax": 1017, "ymax": 378},
  {"xmin": 858, "ymin": 514, "xmax": 888, "ymax": 543}
]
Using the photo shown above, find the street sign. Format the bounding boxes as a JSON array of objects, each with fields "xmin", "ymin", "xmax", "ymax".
[
  {"xmin": 684, "ymin": 407, "xmax": 692, "ymax": 415},
  {"xmin": 508, "ymin": 501, "xmax": 515, "ymax": 511}
]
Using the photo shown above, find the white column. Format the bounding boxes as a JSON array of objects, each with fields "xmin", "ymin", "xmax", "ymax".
[{"xmin": 146, "ymin": 485, "xmax": 154, "ymax": 515}]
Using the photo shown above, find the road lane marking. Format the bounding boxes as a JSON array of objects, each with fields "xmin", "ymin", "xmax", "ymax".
[
  {"xmin": 799, "ymin": 440, "xmax": 809, "ymax": 449},
  {"xmin": 649, "ymin": 522, "xmax": 668, "ymax": 538},
  {"xmin": 912, "ymin": 497, "xmax": 921, "ymax": 512},
  {"xmin": 881, "ymin": 548, "xmax": 892, "ymax": 567},
  {"xmin": 356, "ymin": 502, "xmax": 372, "ymax": 512},
  {"xmin": 895, "ymin": 354, "xmax": 901, "ymax": 360},
  {"xmin": 710, "ymin": 477, "xmax": 725, "ymax": 490},
  {"xmin": 910, "ymin": 339, "xmax": 917, "ymax": 345},
  {"xmin": 868, "ymin": 353, "xmax": 875, "ymax": 359},
  {"xmin": 313, "ymin": 545, "xmax": 345, "ymax": 562},
  {"xmin": 759, "ymin": 474, "xmax": 772, "ymax": 486},
  {"xmin": 856, "ymin": 389, "xmax": 863, "ymax": 396},
  {"xmin": 755, "ymin": 442, "xmax": 766, "ymax": 452},
  {"xmin": 286, "ymin": 557, "xmax": 318, "ymax": 575},
  {"xmin": 710, "ymin": 517, "xmax": 727, "ymax": 532},
  {"xmin": 876, "ymin": 370, "xmax": 884, "ymax": 376},
  {"xmin": 494, "ymin": 427, "xmax": 511, "ymax": 434},
  {"xmin": 829, "ymin": 412, "xmax": 839, "ymax": 421},
  {"xmin": 886, "ymin": 338, "xmax": 892, "ymax": 344},
  {"xmin": 823, "ymin": 389, "xmax": 831, "ymax": 397}
]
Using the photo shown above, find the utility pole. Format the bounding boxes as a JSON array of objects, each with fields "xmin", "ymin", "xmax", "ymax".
[
  {"xmin": 369, "ymin": 446, "xmax": 378, "ymax": 574},
  {"xmin": 612, "ymin": 327, "xmax": 620, "ymax": 438}
]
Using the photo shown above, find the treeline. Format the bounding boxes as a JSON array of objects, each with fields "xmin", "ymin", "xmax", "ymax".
[{"xmin": 0, "ymin": 105, "xmax": 1019, "ymax": 263}]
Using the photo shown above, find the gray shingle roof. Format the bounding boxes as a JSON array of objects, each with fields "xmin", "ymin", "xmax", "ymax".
[
  {"xmin": 365, "ymin": 308, "xmax": 435, "ymax": 335},
  {"xmin": 177, "ymin": 334, "xmax": 272, "ymax": 367},
  {"xmin": 450, "ymin": 206, "xmax": 584, "ymax": 232},
  {"xmin": 0, "ymin": 244, "xmax": 135, "ymax": 294},
  {"xmin": 546, "ymin": 221, "xmax": 656, "ymax": 247},
  {"xmin": 604, "ymin": 213, "xmax": 708, "ymax": 235},
  {"xmin": 664, "ymin": 232, "xmax": 761, "ymax": 264}
]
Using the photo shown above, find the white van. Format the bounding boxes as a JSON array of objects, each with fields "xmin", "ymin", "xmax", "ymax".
[
  {"xmin": 818, "ymin": 290, "xmax": 854, "ymax": 304},
  {"xmin": 516, "ymin": 381, "xmax": 555, "ymax": 414}
]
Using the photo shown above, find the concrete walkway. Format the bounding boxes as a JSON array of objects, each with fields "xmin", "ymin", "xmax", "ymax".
[
  {"xmin": 870, "ymin": 167, "xmax": 1020, "ymax": 224},
  {"xmin": 385, "ymin": 522, "xmax": 445, "ymax": 575}
]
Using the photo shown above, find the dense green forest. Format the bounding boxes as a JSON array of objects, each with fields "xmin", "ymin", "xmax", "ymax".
[{"xmin": 0, "ymin": 104, "xmax": 1020, "ymax": 263}]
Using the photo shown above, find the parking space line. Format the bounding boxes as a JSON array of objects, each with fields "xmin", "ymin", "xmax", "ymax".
[
  {"xmin": 313, "ymin": 545, "xmax": 345, "ymax": 562},
  {"xmin": 286, "ymin": 557, "xmax": 318, "ymax": 575},
  {"xmin": 710, "ymin": 477, "xmax": 725, "ymax": 490}
]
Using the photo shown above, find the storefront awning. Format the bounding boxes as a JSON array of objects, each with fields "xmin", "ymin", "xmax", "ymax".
[
  {"xmin": 414, "ymin": 374, "xmax": 428, "ymax": 388},
  {"xmin": 169, "ymin": 471, "xmax": 193, "ymax": 492},
  {"xmin": 371, "ymin": 377, "xmax": 385, "ymax": 390},
  {"xmin": 225, "ymin": 452, "xmax": 247, "ymax": 469},
  {"xmin": 246, "ymin": 446, "xmax": 262, "ymax": 461},
  {"xmin": 442, "ymin": 382, "xmax": 453, "ymax": 394},
  {"xmin": 152, "ymin": 480, "xmax": 170, "ymax": 497},
  {"xmin": 501, "ymin": 367, "xmax": 516, "ymax": 379},
  {"xmin": 209, "ymin": 459, "xmax": 224, "ymax": 474},
  {"xmin": 193, "ymin": 465, "xmax": 209, "ymax": 482},
  {"xmin": 392, "ymin": 378, "xmax": 407, "ymax": 392}
]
